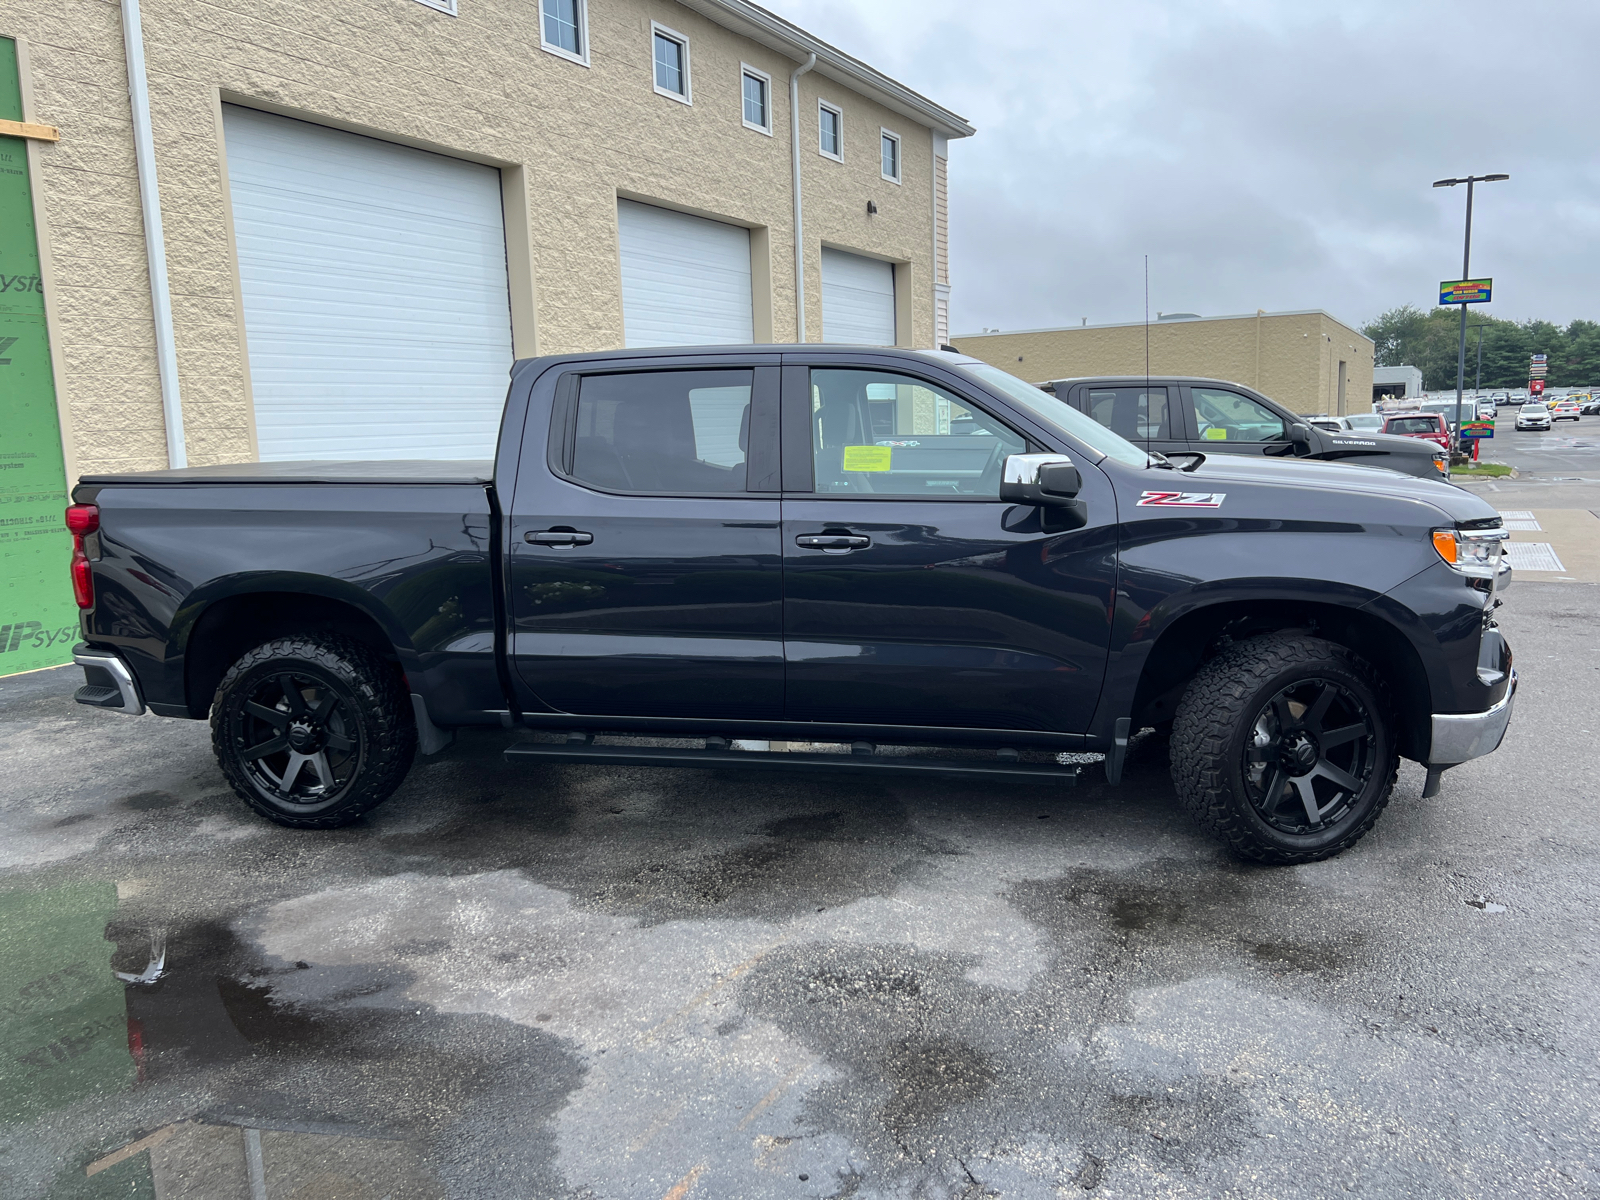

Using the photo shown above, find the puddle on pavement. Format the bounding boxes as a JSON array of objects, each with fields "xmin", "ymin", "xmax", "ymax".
[
  {"xmin": 1, "ymin": 882, "xmax": 136, "ymax": 1126},
  {"xmin": 0, "ymin": 884, "xmax": 583, "ymax": 1199},
  {"xmin": 75, "ymin": 1120, "xmax": 443, "ymax": 1200}
]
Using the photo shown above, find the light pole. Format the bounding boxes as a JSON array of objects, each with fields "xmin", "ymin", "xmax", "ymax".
[
  {"xmin": 1472, "ymin": 321, "xmax": 1490, "ymax": 396},
  {"xmin": 1433, "ymin": 173, "xmax": 1509, "ymax": 475}
]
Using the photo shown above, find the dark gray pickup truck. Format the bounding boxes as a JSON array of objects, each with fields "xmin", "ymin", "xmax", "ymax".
[
  {"xmin": 1041, "ymin": 375, "xmax": 1449, "ymax": 479},
  {"xmin": 67, "ymin": 347, "xmax": 1516, "ymax": 863}
]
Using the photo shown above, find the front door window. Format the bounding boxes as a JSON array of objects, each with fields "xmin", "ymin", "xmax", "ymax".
[
  {"xmin": 1191, "ymin": 387, "xmax": 1287, "ymax": 443},
  {"xmin": 809, "ymin": 368, "xmax": 1025, "ymax": 496}
]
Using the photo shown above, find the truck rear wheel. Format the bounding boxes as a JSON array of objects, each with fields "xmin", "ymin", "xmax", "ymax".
[
  {"xmin": 211, "ymin": 635, "xmax": 416, "ymax": 828},
  {"xmin": 1169, "ymin": 633, "xmax": 1398, "ymax": 864}
]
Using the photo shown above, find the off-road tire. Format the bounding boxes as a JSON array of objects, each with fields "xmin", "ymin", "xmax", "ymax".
[
  {"xmin": 211, "ymin": 635, "xmax": 416, "ymax": 828},
  {"xmin": 1169, "ymin": 633, "xmax": 1398, "ymax": 864}
]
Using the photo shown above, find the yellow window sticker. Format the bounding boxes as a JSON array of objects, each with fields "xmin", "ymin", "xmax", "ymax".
[
  {"xmin": 842, "ymin": 445, "xmax": 892, "ymax": 472},
  {"xmin": 1203, "ymin": 427, "xmax": 1228, "ymax": 440}
]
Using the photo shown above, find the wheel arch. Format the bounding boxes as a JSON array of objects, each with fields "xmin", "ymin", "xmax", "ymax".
[
  {"xmin": 177, "ymin": 579, "xmax": 413, "ymax": 718},
  {"xmin": 1129, "ymin": 598, "xmax": 1432, "ymax": 762}
]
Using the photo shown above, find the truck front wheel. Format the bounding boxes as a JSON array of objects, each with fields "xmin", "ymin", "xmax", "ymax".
[
  {"xmin": 211, "ymin": 635, "xmax": 417, "ymax": 828},
  {"xmin": 1169, "ymin": 633, "xmax": 1398, "ymax": 864}
]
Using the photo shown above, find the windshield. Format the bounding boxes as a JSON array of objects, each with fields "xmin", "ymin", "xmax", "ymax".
[
  {"xmin": 1521, "ymin": 403, "xmax": 1547, "ymax": 413},
  {"xmin": 958, "ymin": 363, "xmax": 1152, "ymax": 467}
]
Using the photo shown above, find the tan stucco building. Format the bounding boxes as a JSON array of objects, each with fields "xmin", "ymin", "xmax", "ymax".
[
  {"xmin": 954, "ymin": 309, "xmax": 1375, "ymax": 417},
  {"xmin": 3, "ymin": 0, "xmax": 971, "ymax": 479}
]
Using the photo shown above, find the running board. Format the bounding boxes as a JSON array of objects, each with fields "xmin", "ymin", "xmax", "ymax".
[{"xmin": 503, "ymin": 741, "xmax": 1079, "ymax": 785}]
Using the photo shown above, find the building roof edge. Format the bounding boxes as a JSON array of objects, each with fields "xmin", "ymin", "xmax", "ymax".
[
  {"xmin": 680, "ymin": 0, "xmax": 976, "ymax": 138},
  {"xmin": 954, "ymin": 309, "xmax": 1375, "ymax": 342}
]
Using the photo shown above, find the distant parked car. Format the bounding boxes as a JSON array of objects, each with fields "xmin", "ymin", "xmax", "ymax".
[
  {"xmin": 1382, "ymin": 411, "xmax": 1451, "ymax": 453},
  {"xmin": 1491, "ymin": 392, "xmax": 1513, "ymax": 406},
  {"xmin": 1515, "ymin": 403, "xmax": 1552, "ymax": 431},
  {"xmin": 1551, "ymin": 400, "xmax": 1582, "ymax": 422},
  {"xmin": 1582, "ymin": 398, "xmax": 1600, "ymax": 415},
  {"xmin": 1338, "ymin": 413, "xmax": 1386, "ymax": 432}
]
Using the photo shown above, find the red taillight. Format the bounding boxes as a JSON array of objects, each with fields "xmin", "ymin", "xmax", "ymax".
[
  {"xmin": 71, "ymin": 547, "xmax": 93, "ymax": 608},
  {"xmin": 66, "ymin": 504, "xmax": 99, "ymax": 535},
  {"xmin": 66, "ymin": 504, "xmax": 99, "ymax": 609}
]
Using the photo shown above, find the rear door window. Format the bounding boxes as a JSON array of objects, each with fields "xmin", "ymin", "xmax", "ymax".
[
  {"xmin": 569, "ymin": 370, "xmax": 753, "ymax": 494},
  {"xmin": 1191, "ymin": 387, "xmax": 1288, "ymax": 443},
  {"xmin": 1081, "ymin": 387, "xmax": 1173, "ymax": 441}
]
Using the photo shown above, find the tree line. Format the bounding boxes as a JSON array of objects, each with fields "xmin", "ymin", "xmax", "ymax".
[{"xmin": 1362, "ymin": 306, "xmax": 1600, "ymax": 390}]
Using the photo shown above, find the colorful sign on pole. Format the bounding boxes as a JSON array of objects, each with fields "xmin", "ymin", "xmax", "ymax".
[
  {"xmin": 1530, "ymin": 380, "xmax": 1545, "ymax": 395},
  {"xmin": 1460, "ymin": 420, "xmax": 1494, "ymax": 440},
  {"xmin": 1439, "ymin": 278, "xmax": 1493, "ymax": 305},
  {"xmin": 1, "ymin": 37, "xmax": 77, "ymax": 677}
]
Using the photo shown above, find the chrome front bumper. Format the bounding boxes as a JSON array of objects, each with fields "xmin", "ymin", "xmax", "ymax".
[
  {"xmin": 73, "ymin": 645, "xmax": 146, "ymax": 716},
  {"xmin": 1427, "ymin": 669, "xmax": 1516, "ymax": 765}
]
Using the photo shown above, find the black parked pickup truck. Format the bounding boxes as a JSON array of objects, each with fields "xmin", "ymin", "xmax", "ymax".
[
  {"xmin": 68, "ymin": 347, "xmax": 1516, "ymax": 863},
  {"xmin": 1040, "ymin": 375, "xmax": 1449, "ymax": 480}
]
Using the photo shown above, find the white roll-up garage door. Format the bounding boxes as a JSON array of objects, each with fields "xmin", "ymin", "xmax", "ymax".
[
  {"xmin": 618, "ymin": 200, "xmax": 753, "ymax": 348},
  {"xmin": 821, "ymin": 248, "xmax": 896, "ymax": 345},
  {"xmin": 223, "ymin": 106, "xmax": 513, "ymax": 460}
]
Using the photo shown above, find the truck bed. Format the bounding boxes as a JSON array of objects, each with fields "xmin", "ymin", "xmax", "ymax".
[{"xmin": 76, "ymin": 460, "xmax": 495, "ymax": 486}]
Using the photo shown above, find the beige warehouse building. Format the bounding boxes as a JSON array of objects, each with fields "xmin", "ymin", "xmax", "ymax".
[
  {"xmin": 1, "ymin": 0, "xmax": 970, "ymax": 674},
  {"xmin": 954, "ymin": 310, "xmax": 1375, "ymax": 417}
]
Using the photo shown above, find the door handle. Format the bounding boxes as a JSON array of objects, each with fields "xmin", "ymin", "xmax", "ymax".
[
  {"xmin": 527, "ymin": 529, "xmax": 593, "ymax": 547},
  {"xmin": 796, "ymin": 533, "xmax": 870, "ymax": 551}
]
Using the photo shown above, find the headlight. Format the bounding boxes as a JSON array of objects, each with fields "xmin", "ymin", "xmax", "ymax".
[
  {"xmin": 1431, "ymin": 528, "xmax": 1505, "ymax": 578},
  {"xmin": 1432, "ymin": 452, "xmax": 1448, "ymax": 474}
]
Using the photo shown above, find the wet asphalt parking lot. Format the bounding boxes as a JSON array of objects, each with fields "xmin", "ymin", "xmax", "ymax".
[{"xmin": 4, "ymin": 501, "xmax": 1600, "ymax": 1199}]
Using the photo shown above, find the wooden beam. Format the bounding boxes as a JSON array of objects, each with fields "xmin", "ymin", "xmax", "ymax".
[{"xmin": 0, "ymin": 117, "xmax": 59, "ymax": 141}]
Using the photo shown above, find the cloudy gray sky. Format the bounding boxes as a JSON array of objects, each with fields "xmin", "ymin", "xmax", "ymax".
[{"xmin": 780, "ymin": 0, "xmax": 1599, "ymax": 335}]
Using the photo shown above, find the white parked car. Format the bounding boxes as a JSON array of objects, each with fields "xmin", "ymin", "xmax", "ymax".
[{"xmin": 1515, "ymin": 403, "xmax": 1552, "ymax": 431}]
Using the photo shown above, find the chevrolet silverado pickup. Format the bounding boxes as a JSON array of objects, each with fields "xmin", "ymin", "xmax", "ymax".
[
  {"xmin": 67, "ymin": 347, "xmax": 1516, "ymax": 863},
  {"xmin": 1041, "ymin": 375, "xmax": 1449, "ymax": 479}
]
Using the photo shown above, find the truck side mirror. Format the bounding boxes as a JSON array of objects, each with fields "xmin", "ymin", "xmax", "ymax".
[
  {"xmin": 999, "ymin": 454, "xmax": 1088, "ymax": 531},
  {"xmin": 1289, "ymin": 423, "xmax": 1312, "ymax": 453},
  {"xmin": 1000, "ymin": 454, "xmax": 1082, "ymax": 506}
]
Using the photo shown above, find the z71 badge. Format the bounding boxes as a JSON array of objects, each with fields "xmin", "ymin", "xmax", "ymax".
[{"xmin": 1137, "ymin": 490, "xmax": 1227, "ymax": 508}]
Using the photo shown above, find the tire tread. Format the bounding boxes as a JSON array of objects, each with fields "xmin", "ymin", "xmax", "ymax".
[
  {"xmin": 210, "ymin": 635, "xmax": 416, "ymax": 829},
  {"xmin": 1169, "ymin": 633, "xmax": 1398, "ymax": 864}
]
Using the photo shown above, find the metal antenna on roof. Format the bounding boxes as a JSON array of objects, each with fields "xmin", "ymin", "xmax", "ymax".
[{"xmin": 1144, "ymin": 255, "xmax": 1152, "ymax": 466}]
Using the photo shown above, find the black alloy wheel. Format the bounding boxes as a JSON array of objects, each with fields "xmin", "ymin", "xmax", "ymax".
[
  {"xmin": 212, "ymin": 635, "xmax": 417, "ymax": 828},
  {"xmin": 231, "ymin": 669, "xmax": 361, "ymax": 811},
  {"xmin": 1243, "ymin": 679, "xmax": 1376, "ymax": 835},
  {"xmin": 1170, "ymin": 633, "xmax": 1398, "ymax": 864}
]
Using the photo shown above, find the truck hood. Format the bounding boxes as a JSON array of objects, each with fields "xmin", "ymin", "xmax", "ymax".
[{"xmin": 1160, "ymin": 452, "xmax": 1499, "ymax": 525}]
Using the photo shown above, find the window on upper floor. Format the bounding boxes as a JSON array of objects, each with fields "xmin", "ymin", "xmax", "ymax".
[
  {"xmin": 880, "ymin": 129, "xmax": 901, "ymax": 183},
  {"xmin": 540, "ymin": 0, "xmax": 586, "ymax": 64},
  {"xmin": 652, "ymin": 24, "xmax": 690, "ymax": 102},
  {"xmin": 818, "ymin": 101, "xmax": 842, "ymax": 160},
  {"xmin": 742, "ymin": 66, "xmax": 772, "ymax": 134}
]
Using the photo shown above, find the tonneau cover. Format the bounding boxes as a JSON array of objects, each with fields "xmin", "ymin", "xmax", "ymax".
[{"xmin": 78, "ymin": 460, "xmax": 494, "ymax": 485}]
